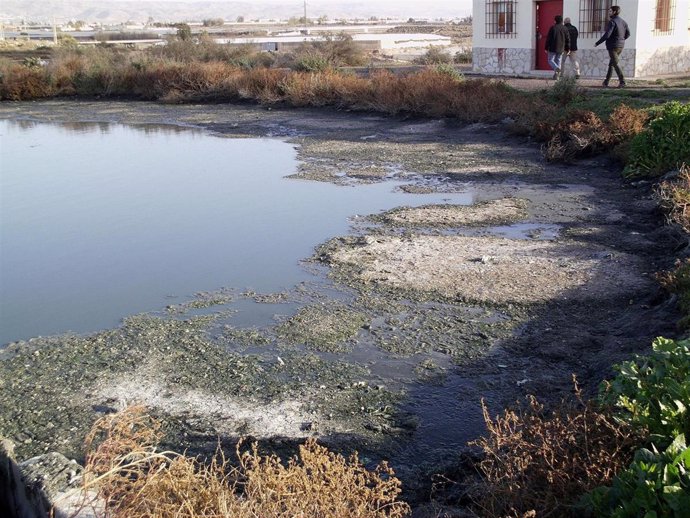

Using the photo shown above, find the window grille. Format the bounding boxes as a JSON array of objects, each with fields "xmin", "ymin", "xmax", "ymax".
[
  {"xmin": 653, "ymin": 0, "xmax": 675, "ymax": 34},
  {"xmin": 578, "ymin": 0, "xmax": 613, "ymax": 36},
  {"xmin": 485, "ymin": 0, "xmax": 517, "ymax": 38}
]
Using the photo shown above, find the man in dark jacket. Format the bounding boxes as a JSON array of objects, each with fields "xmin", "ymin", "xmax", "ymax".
[
  {"xmin": 563, "ymin": 17, "xmax": 580, "ymax": 78},
  {"xmin": 595, "ymin": 5, "xmax": 631, "ymax": 87},
  {"xmin": 545, "ymin": 15, "xmax": 570, "ymax": 79}
]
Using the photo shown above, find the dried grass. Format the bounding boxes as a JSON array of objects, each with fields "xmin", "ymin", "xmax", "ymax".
[
  {"xmin": 655, "ymin": 251, "xmax": 690, "ymax": 329},
  {"xmin": 0, "ymin": 49, "xmax": 650, "ymax": 162},
  {"xmin": 608, "ymin": 103, "xmax": 649, "ymax": 140},
  {"xmin": 471, "ymin": 377, "xmax": 641, "ymax": 518},
  {"xmin": 655, "ymin": 164, "xmax": 690, "ymax": 233},
  {"xmin": 0, "ymin": 52, "xmax": 559, "ymax": 125},
  {"xmin": 0, "ymin": 60, "xmax": 54, "ymax": 100},
  {"xmin": 63, "ymin": 406, "xmax": 410, "ymax": 518},
  {"xmin": 540, "ymin": 104, "xmax": 647, "ymax": 162}
]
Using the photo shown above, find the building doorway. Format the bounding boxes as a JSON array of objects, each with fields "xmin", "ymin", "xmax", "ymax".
[{"xmin": 536, "ymin": 0, "xmax": 564, "ymax": 70}]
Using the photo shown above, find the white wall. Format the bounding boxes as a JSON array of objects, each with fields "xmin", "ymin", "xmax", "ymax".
[
  {"xmin": 632, "ymin": 0, "xmax": 690, "ymax": 49},
  {"xmin": 472, "ymin": 0, "xmax": 534, "ymax": 48}
]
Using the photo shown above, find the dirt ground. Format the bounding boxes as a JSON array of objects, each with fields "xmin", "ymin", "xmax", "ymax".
[{"xmin": 0, "ymin": 98, "xmax": 684, "ymax": 508}]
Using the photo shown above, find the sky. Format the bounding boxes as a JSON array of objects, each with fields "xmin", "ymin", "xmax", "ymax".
[
  {"xmin": 109, "ymin": 0, "xmax": 428, "ymax": 3},
  {"xmin": 2, "ymin": 0, "xmax": 473, "ymax": 24}
]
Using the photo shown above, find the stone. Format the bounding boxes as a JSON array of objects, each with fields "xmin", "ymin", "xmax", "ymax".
[{"xmin": 0, "ymin": 436, "xmax": 100, "ymax": 518}]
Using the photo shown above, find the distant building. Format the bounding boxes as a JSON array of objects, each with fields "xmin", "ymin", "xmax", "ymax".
[
  {"xmin": 214, "ymin": 33, "xmax": 452, "ymax": 52},
  {"xmin": 472, "ymin": 0, "xmax": 690, "ymax": 77}
]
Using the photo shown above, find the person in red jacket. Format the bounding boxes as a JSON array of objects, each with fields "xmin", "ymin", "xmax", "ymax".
[
  {"xmin": 595, "ymin": 5, "xmax": 631, "ymax": 87},
  {"xmin": 545, "ymin": 14, "xmax": 570, "ymax": 79}
]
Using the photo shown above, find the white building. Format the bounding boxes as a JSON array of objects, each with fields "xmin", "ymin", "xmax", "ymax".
[
  {"xmin": 472, "ymin": 0, "xmax": 690, "ymax": 77},
  {"xmin": 215, "ymin": 33, "xmax": 452, "ymax": 52}
]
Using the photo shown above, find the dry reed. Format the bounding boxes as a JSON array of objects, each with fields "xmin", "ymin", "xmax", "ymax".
[
  {"xmin": 541, "ymin": 104, "xmax": 647, "ymax": 162},
  {"xmin": 66, "ymin": 406, "xmax": 410, "ymax": 518},
  {"xmin": 655, "ymin": 164, "xmax": 690, "ymax": 232},
  {"xmin": 471, "ymin": 377, "xmax": 640, "ymax": 518}
]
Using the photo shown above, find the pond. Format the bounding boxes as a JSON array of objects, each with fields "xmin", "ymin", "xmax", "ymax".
[{"xmin": 0, "ymin": 120, "xmax": 472, "ymax": 346}]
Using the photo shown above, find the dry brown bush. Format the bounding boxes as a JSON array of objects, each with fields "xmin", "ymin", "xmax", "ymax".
[
  {"xmin": 655, "ymin": 164, "xmax": 690, "ymax": 232},
  {"xmin": 503, "ymin": 95, "xmax": 559, "ymax": 137},
  {"xmin": 0, "ymin": 61, "xmax": 55, "ymax": 100},
  {"xmin": 0, "ymin": 54, "xmax": 548, "ymax": 128},
  {"xmin": 540, "ymin": 110, "xmax": 609, "ymax": 162},
  {"xmin": 279, "ymin": 70, "xmax": 349, "ymax": 107},
  {"xmin": 608, "ymin": 104, "xmax": 648, "ymax": 140},
  {"xmin": 540, "ymin": 105, "xmax": 648, "ymax": 162},
  {"xmin": 471, "ymin": 378, "xmax": 641, "ymax": 518},
  {"xmin": 324, "ymin": 71, "xmax": 373, "ymax": 109},
  {"xmin": 396, "ymin": 69, "xmax": 461, "ymax": 116},
  {"xmin": 367, "ymin": 70, "xmax": 408, "ymax": 114},
  {"xmin": 128, "ymin": 61, "xmax": 236, "ymax": 100},
  {"xmin": 69, "ymin": 406, "xmax": 410, "ymax": 518},
  {"xmin": 654, "ymin": 252, "xmax": 690, "ymax": 329},
  {"xmin": 199, "ymin": 66, "xmax": 287, "ymax": 103},
  {"xmin": 448, "ymin": 79, "xmax": 521, "ymax": 122},
  {"xmin": 363, "ymin": 72, "xmax": 527, "ymax": 122}
]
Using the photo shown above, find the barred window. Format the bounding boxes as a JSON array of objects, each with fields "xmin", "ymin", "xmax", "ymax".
[
  {"xmin": 578, "ymin": 0, "xmax": 613, "ymax": 36},
  {"xmin": 485, "ymin": 0, "xmax": 517, "ymax": 38},
  {"xmin": 654, "ymin": 0, "xmax": 675, "ymax": 34}
]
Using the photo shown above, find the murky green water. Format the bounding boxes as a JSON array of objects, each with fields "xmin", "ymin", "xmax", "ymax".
[{"xmin": 0, "ymin": 120, "xmax": 472, "ymax": 345}]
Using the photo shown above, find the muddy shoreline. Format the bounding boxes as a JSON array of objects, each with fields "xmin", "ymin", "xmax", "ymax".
[{"xmin": 0, "ymin": 100, "xmax": 683, "ymax": 505}]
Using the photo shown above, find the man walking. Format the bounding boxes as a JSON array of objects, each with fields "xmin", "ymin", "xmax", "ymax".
[
  {"xmin": 545, "ymin": 15, "xmax": 570, "ymax": 79},
  {"xmin": 563, "ymin": 17, "xmax": 580, "ymax": 78},
  {"xmin": 595, "ymin": 5, "xmax": 630, "ymax": 87}
]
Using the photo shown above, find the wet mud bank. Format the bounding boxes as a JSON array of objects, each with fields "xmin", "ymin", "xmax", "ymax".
[{"xmin": 0, "ymin": 100, "xmax": 683, "ymax": 504}]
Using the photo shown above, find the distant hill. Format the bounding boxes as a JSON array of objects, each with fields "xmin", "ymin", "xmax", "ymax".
[{"xmin": 1, "ymin": 0, "xmax": 472, "ymax": 25}]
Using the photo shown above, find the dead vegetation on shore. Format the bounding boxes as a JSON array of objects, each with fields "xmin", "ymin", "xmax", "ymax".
[{"xmin": 68, "ymin": 405, "xmax": 410, "ymax": 518}]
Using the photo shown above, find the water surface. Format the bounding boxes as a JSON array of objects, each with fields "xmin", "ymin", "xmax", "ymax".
[{"xmin": 0, "ymin": 120, "xmax": 472, "ymax": 345}]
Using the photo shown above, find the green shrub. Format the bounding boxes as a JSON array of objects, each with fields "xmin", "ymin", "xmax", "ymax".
[
  {"xmin": 434, "ymin": 63, "xmax": 463, "ymax": 82},
  {"xmin": 453, "ymin": 49, "xmax": 472, "ymax": 64},
  {"xmin": 176, "ymin": 23, "xmax": 193, "ymax": 41},
  {"xmin": 602, "ymin": 336, "xmax": 690, "ymax": 448},
  {"xmin": 584, "ymin": 338, "xmax": 690, "ymax": 517},
  {"xmin": 584, "ymin": 435, "xmax": 690, "ymax": 518},
  {"xmin": 414, "ymin": 46, "xmax": 452, "ymax": 65},
  {"xmin": 57, "ymin": 34, "xmax": 79, "ymax": 47},
  {"xmin": 316, "ymin": 33, "xmax": 367, "ymax": 67},
  {"xmin": 22, "ymin": 56, "xmax": 45, "ymax": 68},
  {"xmin": 623, "ymin": 101, "xmax": 690, "ymax": 178},
  {"xmin": 291, "ymin": 53, "xmax": 332, "ymax": 72},
  {"xmin": 281, "ymin": 33, "xmax": 366, "ymax": 71},
  {"xmin": 549, "ymin": 75, "xmax": 580, "ymax": 105}
]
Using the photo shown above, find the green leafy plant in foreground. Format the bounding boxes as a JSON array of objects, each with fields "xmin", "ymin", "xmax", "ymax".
[
  {"xmin": 585, "ymin": 337, "xmax": 690, "ymax": 518},
  {"xmin": 584, "ymin": 434, "xmax": 690, "ymax": 518},
  {"xmin": 623, "ymin": 101, "xmax": 690, "ymax": 178},
  {"xmin": 602, "ymin": 336, "xmax": 690, "ymax": 448}
]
